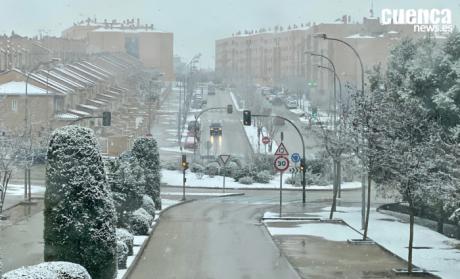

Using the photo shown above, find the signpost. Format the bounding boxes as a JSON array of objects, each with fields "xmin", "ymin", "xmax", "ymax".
[
  {"xmin": 274, "ymin": 143, "xmax": 289, "ymax": 217},
  {"xmin": 218, "ymin": 154, "xmax": 231, "ymax": 192}
]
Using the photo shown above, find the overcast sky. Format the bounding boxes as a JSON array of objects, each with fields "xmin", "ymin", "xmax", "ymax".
[{"xmin": 1, "ymin": 0, "xmax": 459, "ymax": 68}]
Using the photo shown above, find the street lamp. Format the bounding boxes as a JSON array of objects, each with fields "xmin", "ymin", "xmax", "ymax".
[
  {"xmin": 305, "ymin": 50, "xmax": 338, "ymax": 129},
  {"xmin": 23, "ymin": 57, "xmax": 60, "ymax": 202},
  {"xmin": 313, "ymin": 32, "xmax": 366, "ymax": 228}
]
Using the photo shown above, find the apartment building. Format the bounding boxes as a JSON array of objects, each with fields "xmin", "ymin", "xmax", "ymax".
[
  {"xmin": 62, "ymin": 18, "xmax": 174, "ymax": 80},
  {"xmin": 215, "ymin": 16, "xmax": 426, "ymax": 107}
]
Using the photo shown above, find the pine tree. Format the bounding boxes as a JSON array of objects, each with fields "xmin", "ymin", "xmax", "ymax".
[
  {"xmin": 44, "ymin": 126, "xmax": 117, "ymax": 279},
  {"xmin": 131, "ymin": 137, "xmax": 162, "ymax": 209}
]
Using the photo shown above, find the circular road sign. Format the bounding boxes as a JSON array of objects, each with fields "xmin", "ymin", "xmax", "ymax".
[
  {"xmin": 262, "ymin": 136, "xmax": 271, "ymax": 145},
  {"xmin": 274, "ymin": 156, "xmax": 290, "ymax": 172},
  {"xmin": 291, "ymin": 153, "xmax": 301, "ymax": 163}
]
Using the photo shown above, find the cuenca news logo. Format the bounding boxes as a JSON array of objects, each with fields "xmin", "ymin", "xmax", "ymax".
[{"xmin": 381, "ymin": 9, "xmax": 453, "ymax": 33}]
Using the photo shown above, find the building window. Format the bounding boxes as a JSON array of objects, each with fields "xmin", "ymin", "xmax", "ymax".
[{"xmin": 11, "ymin": 99, "xmax": 17, "ymax": 112}]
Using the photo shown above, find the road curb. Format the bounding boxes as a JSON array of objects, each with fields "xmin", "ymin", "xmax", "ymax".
[
  {"xmin": 162, "ymin": 184, "xmax": 360, "ymax": 192},
  {"xmin": 259, "ymin": 220, "xmax": 303, "ymax": 279},
  {"xmin": 121, "ymin": 199, "xmax": 194, "ymax": 279}
]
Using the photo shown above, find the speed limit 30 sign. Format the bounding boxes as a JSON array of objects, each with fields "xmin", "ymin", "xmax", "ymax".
[{"xmin": 274, "ymin": 156, "xmax": 290, "ymax": 172}]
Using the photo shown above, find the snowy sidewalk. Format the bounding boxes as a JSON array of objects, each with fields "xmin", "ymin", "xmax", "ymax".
[{"xmin": 264, "ymin": 207, "xmax": 460, "ymax": 279}]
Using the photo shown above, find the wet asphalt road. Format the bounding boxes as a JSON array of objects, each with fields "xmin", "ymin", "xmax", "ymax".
[{"xmin": 129, "ymin": 195, "xmax": 301, "ymax": 279}]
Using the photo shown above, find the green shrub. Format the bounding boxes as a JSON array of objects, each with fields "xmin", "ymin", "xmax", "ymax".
[
  {"xmin": 116, "ymin": 228, "xmax": 134, "ymax": 256},
  {"xmin": 239, "ymin": 176, "xmax": 254, "ymax": 185},
  {"xmin": 132, "ymin": 137, "xmax": 162, "ymax": 209},
  {"xmin": 142, "ymin": 195, "xmax": 156, "ymax": 217},
  {"xmin": 205, "ymin": 162, "xmax": 219, "ymax": 177},
  {"xmin": 116, "ymin": 241, "xmax": 129, "ymax": 269},
  {"xmin": 44, "ymin": 126, "xmax": 116, "ymax": 279},
  {"xmin": 254, "ymin": 170, "xmax": 272, "ymax": 183}
]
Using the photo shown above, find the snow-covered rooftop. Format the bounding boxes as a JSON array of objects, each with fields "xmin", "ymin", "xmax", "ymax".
[
  {"xmin": 345, "ymin": 33, "xmax": 376, "ymax": 39},
  {"xmin": 68, "ymin": 109, "xmax": 92, "ymax": 117},
  {"xmin": 78, "ymin": 104, "xmax": 99, "ymax": 111},
  {"xmin": 0, "ymin": 81, "xmax": 49, "ymax": 95},
  {"xmin": 55, "ymin": 112, "xmax": 79, "ymax": 120}
]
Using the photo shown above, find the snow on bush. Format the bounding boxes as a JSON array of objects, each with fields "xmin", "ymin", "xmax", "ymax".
[
  {"xmin": 106, "ymin": 157, "xmax": 145, "ymax": 228},
  {"xmin": 116, "ymin": 241, "xmax": 129, "ymax": 269},
  {"xmin": 162, "ymin": 160, "xmax": 179, "ymax": 171},
  {"xmin": 239, "ymin": 176, "xmax": 254, "ymax": 185},
  {"xmin": 132, "ymin": 137, "xmax": 162, "ymax": 210},
  {"xmin": 254, "ymin": 170, "xmax": 272, "ymax": 184},
  {"xmin": 130, "ymin": 208, "xmax": 153, "ymax": 235},
  {"xmin": 2, "ymin": 261, "xmax": 91, "ymax": 279},
  {"xmin": 116, "ymin": 228, "xmax": 134, "ymax": 256},
  {"xmin": 142, "ymin": 195, "xmax": 156, "ymax": 217},
  {"xmin": 219, "ymin": 161, "xmax": 238, "ymax": 178},
  {"xmin": 285, "ymin": 176, "xmax": 301, "ymax": 186},
  {"xmin": 44, "ymin": 126, "xmax": 117, "ymax": 279},
  {"xmin": 205, "ymin": 162, "xmax": 219, "ymax": 177},
  {"xmin": 233, "ymin": 165, "xmax": 256, "ymax": 182},
  {"xmin": 190, "ymin": 163, "xmax": 204, "ymax": 173}
]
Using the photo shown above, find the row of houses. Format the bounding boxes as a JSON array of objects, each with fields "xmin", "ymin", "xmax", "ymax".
[{"xmin": 0, "ymin": 52, "xmax": 159, "ymax": 155}]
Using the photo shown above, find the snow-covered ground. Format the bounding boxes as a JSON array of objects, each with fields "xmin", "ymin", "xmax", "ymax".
[
  {"xmin": 161, "ymin": 169, "xmax": 361, "ymax": 190},
  {"xmin": 263, "ymin": 206, "xmax": 460, "ymax": 279},
  {"xmin": 6, "ymin": 184, "xmax": 45, "ymax": 196},
  {"xmin": 242, "ymin": 124, "xmax": 279, "ymax": 154},
  {"xmin": 265, "ymin": 221, "xmax": 362, "ymax": 241},
  {"xmin": 230, "ymin": 91, "xmax": 243, "ymax": 111},
  {"xmin": 162, "ymin": 192, "xmax": 240, "ymax": 197}
]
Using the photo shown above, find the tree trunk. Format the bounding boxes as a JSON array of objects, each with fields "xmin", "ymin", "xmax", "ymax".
[
  {"xmin": 329, "ymin": 160, "xmax": 339, "ymax": 219},
  {"xmin": 408, "ymin": 203, "xmax": 415, "ymax": 273},
  {"xmin": 363, "ymin": 173, "xmax": 372, "ymax": 240},
  {"xmin": 436, "ymin": 206, "xmax": 444, "ymax": 234}
]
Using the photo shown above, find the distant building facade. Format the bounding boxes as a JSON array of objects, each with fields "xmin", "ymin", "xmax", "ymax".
[
  {"xmin": 62, "ymin": 18, "xmax": 174, "ymax": 80},
  {"xmin": 215, "ymin": 16, "xmax": 429, "ymax": 107}
]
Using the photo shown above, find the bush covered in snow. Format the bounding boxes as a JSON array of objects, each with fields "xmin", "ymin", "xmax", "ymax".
[
  {"xmin": 233, "ymin": 165, "xmax": 257, "ymax": 182},
  {"xmin": 132, "ymin": 137, "xmax": 162, "ymax": 210},
  {"xmin": 219, "ymin": 161, "xmax": 239, "ymax": 178},
  {"xmin": 254, "ymin": 170, "xmax": 272, "ymax": 183},
  {"xmin": 116, "ymin": 241, "xmax": 129, "ymax": 269},
  {"xmin": 162, "ymin": 160, "xmax": 180, "ymax": 171},
  {"xmin": 285, "ymin": 176, "xmax": 301, "ymax": 186},
  {"xmin": 253, "ymin": 154, "xmax": 276, "ymax": 174},
  {"xmin": 116, "ymin": 228, "xmax": 134, "ymax": 256},
  {"xmin": 106, "ymin": 156, "xmax": 145, "ymax": 227},
  {"xmin": 190, "ymin": 163, "xmax": 204, "ymax": 173},
  {"xmin": 238, "ymin": 176, "xmax": 254, "ymax": 185},
  {"xmin": 205, "ymin": 162, "xmax": 219, "ymax": 177},
  {"xmin": 129, "ymin": 208, "xmax": 153, "ymax": 235},
  {"xmin": 142, "ymin": 195, "xmax": 156, "ymax": 217},
  {"xmin": 2, "ymin": 261, "xmax": 91, "ymax": 279},
  {"xmin": 44, "ymin": 126, "xmax": 117, "ymax": 279}
]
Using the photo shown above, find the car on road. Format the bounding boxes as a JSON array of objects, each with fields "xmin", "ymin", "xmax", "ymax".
[
  {"xmin": 271, "ymin": 96, "xmax": 284, "ymax": 106},
  {"xmin": 184, "ymin": 136, "xmax": 197, "ymax": 149},
  {"xmin": 208, "ymin": 84, "xmax": 216, "ymax": 95},
  {"xmin": 209, "ymin": 122, "xmax": 222, "ymax": 136},
  {"xmin": 286, "ymin": 100, "xmax": 298, "ymax": 109}
]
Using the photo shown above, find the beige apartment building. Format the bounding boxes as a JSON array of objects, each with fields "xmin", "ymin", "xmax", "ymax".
[
  {"xmin": 62, "ymin": 18, "xmax": 174, "ymax": 80},
  {"xmin": 215, "ymin": 16, "xmax": 427, "ymax": 107}
]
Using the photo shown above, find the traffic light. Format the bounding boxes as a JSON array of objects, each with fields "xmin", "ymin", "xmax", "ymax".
[
  {"xmin": 102, "ymin": 111, "xmax": 111, "ymax": 126},
  {"xmin": 311, "ymin": 107, "xmax": 318, "ymax": 120},
  {"xmin": 300, "ymin": 158, "xmax": 306, "ymax": 172},
  {"xmin": 243, "ymin": 110, "xmax": 251, "ymax": 126},
  {"xmin": 181, "ymin": 154, "xmax": 189, "ymax": 170},
  {"xmin": 227, "ymin": 104, "xmax": 233, "ymax": 114}
]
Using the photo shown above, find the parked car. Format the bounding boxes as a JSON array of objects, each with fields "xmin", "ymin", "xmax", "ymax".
[
  {"xmin": 209, "ymin": 122, "xmax": 223, "ymax": 136},
  {"xmin": 184, "ymin": 136, "xmax": 197, "ymax": 149},
  {"xmin": 208, "ymin": 85, "xmax": 216, "ymax": 95},
  {"xmin": 286, "ymin": 100, "xmax": 298, "ymax": 109}
]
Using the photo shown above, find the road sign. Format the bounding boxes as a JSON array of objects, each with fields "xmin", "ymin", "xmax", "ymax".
[
  {"xmin": 274, "ymin": 156, "xmax": 290, "ymax": 172},
  {"xmin": 289, "ymin": 167, "xmax": 301, "ymax": 174},
  {"xmin": 262, "ymin": 136, "xmax": 270, "ymax": 145},
  {"xmin": 274, "ymin": 142, "xmax": 289, "ymax": 156},
  {"xmin": 218, "ymin": 154, "xmax": 231, "ymax": 166},
  {"xmin": 291, "ymin": 153, "xmax": 300, "ymax": 163}
]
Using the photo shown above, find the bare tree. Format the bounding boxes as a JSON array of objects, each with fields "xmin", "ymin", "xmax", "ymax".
[{"xmin": 0, "ymin": 135, "xmax": 25, "ymax": 213}]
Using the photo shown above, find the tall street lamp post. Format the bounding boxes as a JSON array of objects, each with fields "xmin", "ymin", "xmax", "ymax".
[{"xmin": 313, "ymin": 33, "xmax": 366, "ymax": 228}]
